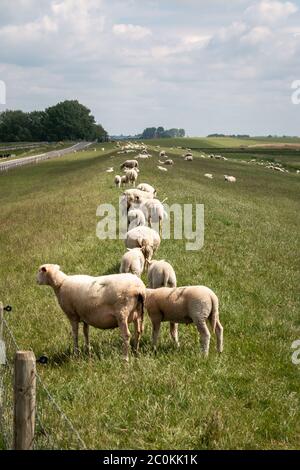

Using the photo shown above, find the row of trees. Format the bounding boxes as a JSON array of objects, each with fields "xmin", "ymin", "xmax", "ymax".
[
  {"xmin": 141, "ymin": 127, "xmax": 185, "ymax": 139},
  {"xmin": 0, "ymin": 100, "xmax": 108, "ymax": 142}
]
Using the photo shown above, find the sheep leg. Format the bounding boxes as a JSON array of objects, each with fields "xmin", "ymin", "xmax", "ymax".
[
  {"xmin": 83, "ymin": 322, "xmax": 91, "ymax": 355},
  {"xmin": 148, "ymin": 215, "xmax": 152, "ymax": 228},
  {"xmin": 71, "ymin": 320, "xmax": 79, "ymax": 356},
  {"xmin": 151, "ymin": 320, "xmax": 161, "ymax": 353},
  {"xmin": 118, "ymin": 316, "xmax": 131, "ymax": 362},
  {"xmin": 169, "ymin": 322, "xmax": 180, "ymax": 347},
  {"xmin": 195, "ymin": 320, "xmax": 211, "ymax": 357},
  {"xmin": 215, "ymin": 320, "xmax": 224, "ymax": 353},
  {"xmin": 133, "ymin": 318, "xmax": 143, "ymax": 355},
  {"xmin": 159, "ymin": 218, "xmax": 162, "ymax": 238}
]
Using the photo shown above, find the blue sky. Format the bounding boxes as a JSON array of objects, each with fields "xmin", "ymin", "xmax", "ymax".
[{"xmin": 0, "ymin": 0, "xmax": 300, "ymax": 136}]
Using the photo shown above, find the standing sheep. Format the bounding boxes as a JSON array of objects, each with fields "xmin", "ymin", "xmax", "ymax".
[
  {"xmin": 147, "ymin": 260, "xmax": 179, "ymax": 347},
  {"xmin": 114, "ymin": 175, "xmax": 121, "ymax": 188},
  {"xmin": 224, "ymin": 175, "xmax": 237, "ymax": 183},
  {"xmin": 125, "ymin": 226, "xmax": 161, "ymax": 259},
  {"xmin": 37, "ymin": 264, "xmax": 146, "ymax": 361},
  {"xmin": 128, "ymin": 208, "xmax": 146, "ymax": 230},
  {"xmin": 137, "ymin": 183, "xmax": 157, "ymax": 196},
  {"xmin": 120, "ymin": 160, "xmax": 139, "ymax": 170},
  {"xmin": 125, "ymin": 168, "xmax": 138, "ymax": 187},
  {"xmin": 132, "ymin": 197, "xmax": 167, "ymax": 237},
  {"xmin": 145, "ymin": 285, "xmax": 223, "ymax": 356},
  {"xmin": 120, "ymin": 245, "xmax": 152, "ymax": 277}
]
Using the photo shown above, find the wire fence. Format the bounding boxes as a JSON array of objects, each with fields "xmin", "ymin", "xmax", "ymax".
[{"xmin": 0, "ymin": 306, "xmax": 87, "ymax": 450}]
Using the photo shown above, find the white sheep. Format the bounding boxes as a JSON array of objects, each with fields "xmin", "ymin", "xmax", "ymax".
[
  {"xmin": 184, "ymin": 155, "xmax": 193, "ymax": 161},
  {"xmin": 124, "ymin": 168, "xmax": 138, "ymax": 187},
  {"xmin": 157, "ymin": 166, "xmax": 168, "ymax": 172},
  {"xmin": 106, "ymin": 167, "xmax": 114, "ymax": 173},
  {"xmin": 159, "ymin": 150, "xmax": 166, "ymax": 158},
  {"xmin": 125, "ymin": 226, "xmax": 161, "ymax": 259},
  {"xmin": 121, "ymin": 175, "xmax": 128, "ymax": 187},
  {"xmin": 37, "ymin": 264, "xmax": 146, "ymax": 361},
  {"xmin": 224, "ymin": 175, "xmax": 237, "ymax": 183},
  {"xmin": 128, "ymin": 208, "xmax": 146, "ymax": 230},
  {"xmin": 131, "ymin": 197, "xmax": 167, "ymax": 237},
  {"xmin": 205, "ymin": 173, "xmax": 213, "ymax": 179},
  {"xmin": 114, "ymin": 175, "xmax": 121, "ymax": 188},
  {"xmin": 120, "ymin": 246, "xmax": 152, "ymax": 277},
  {"xmin": 147, "ymin": 260, "xmax": 178, "ymax": 349},
  {"xmin": 145, "ymin": 285, "xmax": 223, "ymax": 356},
  {"xmin": 137, "ymin": 183, "xmax": 157, "ymax": 196},
  {"xmin": 164, "ymin": 159, "xmax": 174, "ymax": 166}
]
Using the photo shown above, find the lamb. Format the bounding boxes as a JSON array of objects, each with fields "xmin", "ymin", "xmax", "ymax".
[
  {"xmin": 137, "ymin": 183, "xmax": 157, "ymax": 196},
  {"xmin": 120, "ymin": 160, "xmax": 139, "ymax": 170},
  {"xmin": 121, "ymin": 175, "xmax": 128, "ymax": 187},
  {"xmin": 37, "ymin": 264, "xmax": 146, "ymax": 361},
  {"xmin": 147, "ymin": 260, "xmax": 179, "ymax": 347},
  {"xmin": 125, "ymin": 226, "xmax": 161, "ymax": 259},
  {"xmin": 145, "ymin": 286, "xmax": 223, "ymax": 356},
  {"xmin": 114, "ymin": 175, "xmax": 121, "ymax": 188},
  {"xmin": 120, "ymin": 245, "xmax": 152, "ymax": 277},
  {"xmin": 128, "ymin": 208, "xmax": 146, "ymax": 230},
  {"xmin": 224, "ymin": 175, "xmax": 237, "ymax": 183}
]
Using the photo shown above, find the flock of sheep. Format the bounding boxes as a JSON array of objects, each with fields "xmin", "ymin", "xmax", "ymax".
[{"xmin": 37, "ymin": 144, "xmax": 223, "ymax": 362}]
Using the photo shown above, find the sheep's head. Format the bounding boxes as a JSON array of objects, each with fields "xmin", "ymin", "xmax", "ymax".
[{"xmin": 37, "ymin": 264, "xmax": 60, "ymax": 285}]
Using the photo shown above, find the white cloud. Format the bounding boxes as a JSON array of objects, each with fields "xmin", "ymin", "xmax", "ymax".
[
  {"xmin": 112, "ymin": 23, "xmax": 152, "ymax": 40},
  {"xmin": 245, "ymin": 0, "xmax": 298, "ymax": 24}
]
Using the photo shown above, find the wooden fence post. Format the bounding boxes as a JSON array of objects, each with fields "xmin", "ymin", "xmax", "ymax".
[{"xmin": 14, "ymin": 351, "xmax": 36, "ymax": 450}]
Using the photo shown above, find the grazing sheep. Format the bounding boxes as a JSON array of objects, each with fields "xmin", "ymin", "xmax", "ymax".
[
  {"xmin": 159, "ymin": 150, "xmax": 166, "ymax": 158},
  {"xmin": 205, "ymin": 173, "xmax": 213, "ymax": 179},
  {"xmin": 184, "ymin": 155, "xmax": 193, "ymax": 161},
  {"xmin": 125, "ymin": 168, "xmax": 138, "ymax": 187},
  {"xmin": 120, "ymin": 175, "xmax": 128, "ymax": 187},
  {"xmin": 125, "ymin": 226, "xmax": 161, "ymax": 259},
  {"xmin": 123, "ymin": 189, "xmax": 154, "ymax": 209},
  {"xmin": 164, "ymin": 159, "xmax": 174, "ymax": 166},
  {"xmin": 128, "ymin": 208, "xmax": 146, "ymax": 230},
  {"xmin": 147, "ymin": 260, "xmax": 178, "ymax": 346},
  {"xmin": 145, "ymin": 286, "xmax": 223, "ymax": 356},
  {"xmin": 120, "ymin": 245, "xmax": 152, "ymax": 277},
  {"xmin": 147, "ymin": 260, "xmax": 177, "ymax": 289},
  {"xmin": 224, "ymin": 175, "xmax": 237, "ymax": 183},
  {"xmin": 157, "ymin": 166, "xmax": 168, "ymax": 172},
  {"xmin": 132, "ymin": 197, "xmax": 167, "ymax": 237},
  {"xmin": 120, "ymin": 160, "xmax": 139, "ymax": 170},
  {"xmin": 37, "ymin": 264, "xmax": 146, "ymax": 361},
  {"xmin": 137, "ymin": 183, "xmax": 157, "ymax": 196},
  {"xmin": 114, "ymin": 175, "xmax": 121, "ymax": 188}
]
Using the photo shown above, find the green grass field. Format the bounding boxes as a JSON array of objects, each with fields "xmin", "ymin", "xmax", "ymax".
[{"xmin": 0, "ymin": 139, "xmax": 299, "ymax": 449}]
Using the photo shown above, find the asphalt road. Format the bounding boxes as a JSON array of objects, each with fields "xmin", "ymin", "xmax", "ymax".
[{"xmin": 0, "ymin": 141, "xmax": 93, "ymax": 172}]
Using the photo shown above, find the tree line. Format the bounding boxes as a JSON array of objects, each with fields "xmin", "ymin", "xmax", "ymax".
[
  {"xmin": 141, "ymin": 127, "xmax": 185, "ymax": 139},
  {"xmin": 0, "ymin": 100, "xmax": 108, "ymax": 142}
]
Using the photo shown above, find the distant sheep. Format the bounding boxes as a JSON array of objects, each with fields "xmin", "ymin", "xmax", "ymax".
[
  {"xmin": 37, "ymin": 264, "xmax": 146, "ymax": 361},
  {"xmin": 159, "ymin": 150, "xmax": 166, "ymax": 158},
  {"xmin": 157, "ymin": 166, "xmax": 168, "ymax": 172},
  {"xmin": 184, "ymin": 155, "xmax": 193, "ymax": 161},
  {"xmin": 120, "ymin": 159, "xmax": 139, "ymax": 170},
  {"xmin": 125, "ymin": 168, "xmax": 138, "ymax": 187},
  {"xmin": 224, "ymin": 175, "xmax": 236, "ymax": 183},
  {"xmin": 205, "ymin": 173, "xmax": 213, "ymax": 179},
  {"xmin": 145, "ymin": 285, "xmax": 223, "ymax": 356},
  {"xmin": 164, "ymin": 159, "xmax": 174, "ymax": 166}
]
